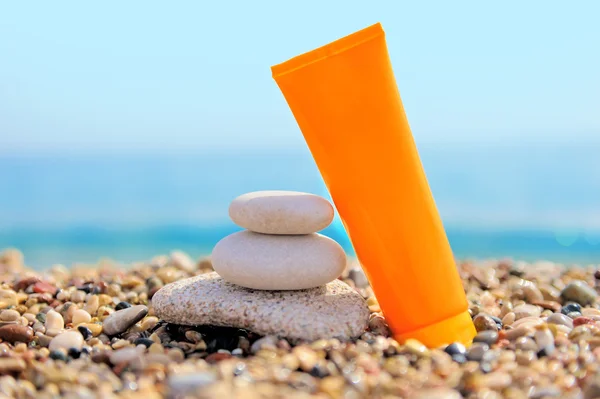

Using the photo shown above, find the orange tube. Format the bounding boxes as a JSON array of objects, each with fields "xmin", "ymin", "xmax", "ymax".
[{"xmin": 271, "ymin": 23, "xmax": 475, "ymax": 348}]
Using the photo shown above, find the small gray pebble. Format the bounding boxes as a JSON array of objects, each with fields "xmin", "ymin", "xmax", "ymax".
[
  {"xmin": 467, "ymin": 343, "xmax": 490, "ymax": 362},
  {"xmin": 515, "ymin": 337, "xmax": 537, "ymax": 351},
  {"xmin": 348, "ymin": 268, "xmax": 369, "ymax": 288},
  {"xmin": 168, "ymin": 372, "xmax": 217, "ymax": 396},
  {"xmin": 561, "ymin": 280, "xmax": 598, "ymax": 306},
  {"xmin": 250, "ymin": 335, "xmax": 279, "ymax": 354},
  {"xmin": 547, "ymin": 313, "xmax": 574, "ymax": 328},
  {"xmin": 473, "ymin": 330, "xmax": 499, "ymax": 346},
  {"xmin": 102, "ymin": 305, "xmax": 148, "ymax": 336}
]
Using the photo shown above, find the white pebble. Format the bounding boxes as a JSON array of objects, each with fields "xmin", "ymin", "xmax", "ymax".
[
  {"xmin": 65, "ymin": 305, "xmax": 78, "ymax": 324},
  {"xmin": 71, "ymin": 290, "xmax": 86, "ymax": 303},
  {"xmin": 56, "ymin": 290, "xmax": 70, "ymax": 301},
  {"xmin": 141, "ymin": 316, "xmax": 159, "ymax": 331},
  {"xmin": 49, "ymin": 331, "xmax": 84, "ymax": 351},
  {"xmin": 229, "ymin": 191, "xmax": 334, "ymax": 234},
  {"xmin": 84, "ymin": 296, "xmax": 99, "ymax": 316},
  {"xmin": 168, "ymin": 372, "xmax": 217, "ymax": 396},
  {"xmin": 411, "ymin": 388, "xmax": 462, "ymax": 399},
  {"xmin": 0, "ymin": 310, "xmax": 20, "ymax": 322},
  {"xmin": 212, "ymin": 231, "xmax": 346, "ymax": 290},
  {"xmin": 534, "ymin": 328, "xmax": 555, "ymax": 351},
  {"xmin": 502, "ymin": 312, "xmax": 516, "ymax": 326},
  {"xmin": 0, "ymin": 290, "xmax": 17, "ymax": 307},
  {"xmin": 22, "ymin": 313, "xmax": 36, "ymax": 323},
  {"xmin": 45, "ymin": 310, "xmax": 64, "ymax": 331},
  {"xmin": 169, "ymin": 251, "xmax": 196, "ymax": 273},
  {"xmin": 511, "ymin": 316, "xmax": 544, "ymax": 329},
  {"xmin": 513, "ymin": 304, "xmax": 541, "ymax": 320},
  {"xmin": 582, "ymin": 308, "xmax": 600, "ymax": 317},
  {"xmin": 72, "ymin": 309, "xmax": 92, "ymax": 325}
]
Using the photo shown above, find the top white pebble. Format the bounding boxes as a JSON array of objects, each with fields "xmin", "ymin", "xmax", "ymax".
[{"xmin": 229, "ymin": 191, "xmax": 334, "ymax": 235}]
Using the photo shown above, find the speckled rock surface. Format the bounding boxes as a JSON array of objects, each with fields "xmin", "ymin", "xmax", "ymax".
[
  {"xmin": 152, "ymin": 272, "xmax": 369, "ymax": 342},
  {"xmin": 212, "ymin": 231, "xmax": 346, "ymax": 290},
  {"xmin": 229, "ymin": 191, "xmax": 334, "ymax": 234}
]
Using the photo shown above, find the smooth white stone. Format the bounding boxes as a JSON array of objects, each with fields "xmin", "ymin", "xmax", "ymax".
[
  {"xmin": 212, "ymin": 231, "xmax": 346, "ymax": 290},
  {"xmin": 72, "ymin": 309, "xmax": 92, "ymax": 325},
  {"xmin": 229, "ymin": 191, "xmax": 334, "ymax": 234},
  {"xmin": 45, "ymin": 310, "xmax": 64, "ymax": 331},
  {"xmin": 49, "ymin": 330, "xmax": 84, "ymax": 351}
]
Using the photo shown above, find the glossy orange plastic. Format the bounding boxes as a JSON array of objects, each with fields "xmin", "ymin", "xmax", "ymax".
[{"xmin": 272, "ymin": 23, "xmax": 476, "ymax": 348}]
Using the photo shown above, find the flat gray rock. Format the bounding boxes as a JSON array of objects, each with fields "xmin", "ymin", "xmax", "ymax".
[
  {"xmin": 152, "ymin": 272, "xmax": 369, "ymax": 342},
  {"xmin": 103, "ymin": 305, "xmax": 148, "ymax": 336}
]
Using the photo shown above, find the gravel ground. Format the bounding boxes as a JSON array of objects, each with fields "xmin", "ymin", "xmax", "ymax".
[{"xmin": 1, "ymin": 248, "xmax": 600, "ymax": 398}]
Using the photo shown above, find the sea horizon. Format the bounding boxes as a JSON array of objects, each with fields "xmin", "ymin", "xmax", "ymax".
[
  {"xmin": 3, "ymin": 141, "xmax": 600, "ymax": 268},
  {"xmin": 2, "ymin": 222, "xmax": 600, "ymax": 269}
]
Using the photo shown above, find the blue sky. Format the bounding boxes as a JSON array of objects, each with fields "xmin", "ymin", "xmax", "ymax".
[{"xmin": 1, "ymin": 1, "xmax": 599, "ymax": 154}]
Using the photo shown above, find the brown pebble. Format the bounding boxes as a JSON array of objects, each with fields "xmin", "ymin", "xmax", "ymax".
[
  {"xmin": 531, "ymin": 300, "xmax": 561, "ymax": 312},
  {"xmin": 33, "ymin": 282, "xmax": 58, "ymax": 295},
  {"xmin": 0, "ymin": 324, "xmax": 34, "ymax": 343},
  {"xmin": 96, "ymin": 281, "xmax": 108, "ymax": 293},
  {"xmin": 13, "ymin": 277, "xmax": 41, "ymax": 292},
  {"xmin": 473, "ymin": 314, "xmax": 499, "ymax": 332},
  {"xmin": 205, "ymin": 352, "xmax": 232, "ymax": 364},
  {"xmin": 368, "ymin": 315, "xmax": 390, "ymax": 337},
  {"xmin": 91, "ymin": 351, "xmax": 111, "ymax": 364}
]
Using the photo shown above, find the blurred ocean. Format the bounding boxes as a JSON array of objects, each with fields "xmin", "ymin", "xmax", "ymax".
[{"xmin": 2, "ymin": 142, "xmax": 600, "ymax": 269}]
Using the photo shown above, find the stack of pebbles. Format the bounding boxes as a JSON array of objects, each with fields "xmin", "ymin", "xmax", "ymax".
[
  {"xmin": 214, "ymin": 190, "xmax": 346, "ymax": 290},
  {"xmin": 153, "ymin": 191, "xmax": 369, "ymax": 342}
]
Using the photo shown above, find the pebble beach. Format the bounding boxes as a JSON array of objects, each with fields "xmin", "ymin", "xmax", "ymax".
[{"xmin": 1, "ymin": 248, "xmax": 600, "ymax": 398}]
